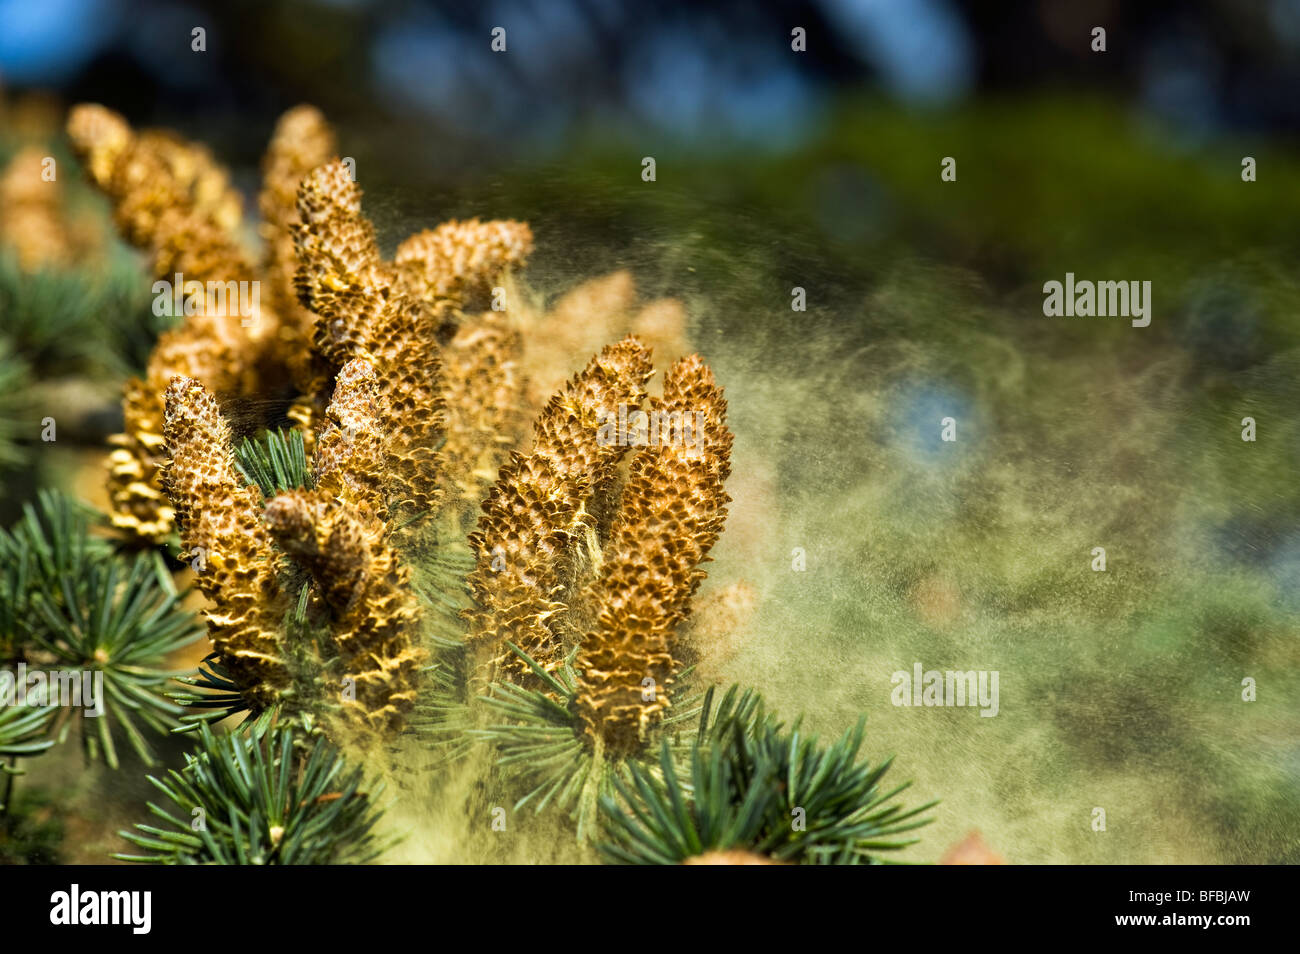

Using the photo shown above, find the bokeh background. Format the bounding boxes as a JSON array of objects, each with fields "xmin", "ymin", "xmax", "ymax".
[{"xmin": 1, "ymin": 0, "xmax": 1298, "ymax": 863}]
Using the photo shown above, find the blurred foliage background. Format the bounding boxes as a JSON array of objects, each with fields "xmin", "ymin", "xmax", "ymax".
[{"xmin": 1, "ymin": 0, "xmax": 1298, "ymax": 863}]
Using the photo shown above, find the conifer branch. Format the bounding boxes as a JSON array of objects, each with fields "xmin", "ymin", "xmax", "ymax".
[{"xmin": 116, "ymin": 722, "xmax": 389, "ymax": 864}]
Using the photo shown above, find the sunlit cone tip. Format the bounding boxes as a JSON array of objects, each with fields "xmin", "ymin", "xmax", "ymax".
[
  {"xmin": 65, "ymin": 103, "xmax": 131, "ymax": 183},
  {"xmin": 271, "ymin": 104, "xmax": 333, "ymax": 149},
  {"xmin": 297, "ymin": 158, "xmax": 363, "ymax": 220}
]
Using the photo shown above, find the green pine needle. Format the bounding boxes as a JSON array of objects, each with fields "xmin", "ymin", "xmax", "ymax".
[
  {"xmin": 173, "ymin": 582, "xmax": 329, "ymax": 727},
  {"xmin": 170, "ymin": 653, "xmax": 256, "ymax": 726},
  {"xmin": 0, "ymin": 249, "xmax": 165, "ymax": 380},
  {"xmin": 0, "ymin": 339, "xmax": 32, "ymax": 471},
  {"xmin": 23, "ymin": 552, "xmax": 203, "ymax": 768},
  {"xmin": 234, "ymin": 428, "xmax": 313, "ymax": 498},
  {"xmin": 467, "ymin": 644, "xmax": 710, "ymax": 841},
  {"xmin": 0, "ymin": 681, "xmax": 56, "ymax": 782},
  {"xmin": 1, "ymin": 490, "xmax": 203, "ymax": 769},
  {"xmin": 0, "ymin": 489, "xmax": 112, "ymax": 656},
  {"xmin": 115, "ymin": 721, "xmax": 390, "ymax": 864},
  {"xmin": 597, "ymin": 688, "xmax": 936, "ymax": 865}
]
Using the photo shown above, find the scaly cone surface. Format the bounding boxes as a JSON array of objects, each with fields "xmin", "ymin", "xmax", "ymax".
[
  {"xmin": 389, "ymin": 222, "xmax": 533, "ymax": 512},
  {"xmin": 574, "ymin": 354, "xmax": 733, "ymax": 756},
  {"xmin": 439, "ymin": 310, "xmax": 527, "ymax": 516},
  {"xmin": 263, "ymin": 489, "xmax": 426, "ymax": 736},
  {"xmin": 66, "ymin": 104, "xmax": 245, "ymax": 256},
  {"xmin": 512, "ymin": 269, "xmax": 691, "ymax": 417},
  {"xmin": 393, "ymin": 218, "xmax": 533, "ymax": 312},
  {"xmin": 161, "ymin": 376, "xmax": 289, "ymax": 706},
  {"xmin": 291, "ymin": 159, "xmax": 387, "ymax": 372},
  {"xmin": 363, "ymin": 294, "xmax": 449, "ymax": 526},
  {"xmin": 465, "ymin": 337, "xmax": 654, "ymax": 683},
  {"xmin": 312, "ymin": 356, "xmax": 388, "ymax": 520},
  {"xmin": 257, "ymin": 105, "xmax": 337, "ymax": 435},
  {"xmin": 72, "ymin": 96, "xmax": 533, "ymax": 545}
]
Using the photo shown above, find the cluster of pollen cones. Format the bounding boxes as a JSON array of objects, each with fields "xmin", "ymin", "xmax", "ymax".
[{"xmin": 67, "ymin": 103, "xmax": 754, "ymax": 747}]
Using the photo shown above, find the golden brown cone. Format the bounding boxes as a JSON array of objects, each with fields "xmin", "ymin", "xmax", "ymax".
[
  {"xmin": 264, "ymin": 488, "xmax": 426, "ymax": 735},
  {"xmin": 682, "ymin": 850, "xmax": 785, "ymax": 865},
  {"xmin": 439, "ymin": 310, "xmax": 527, "ymax": 515},
  {"xmin": 291, "ymin": 158, "xmax": 386, "ymax": 367},
  {"xmin": 0, "ymin": 147, "xmax": 78, "ymax": 270},
  {"xmin": 292, "ymin": 158, "xmax": 448, "ymax": 530},
  {"xmin": 393, "ymin": 218, "xmax": 533, "ymax": 311},
  {"xmin": 362, "ymin": 297, "xmax": 448, "ymax": 526},
  {"xmin": 65, "ymin": 104, "xmax": 130, "ymax": 192},
  {"xmin": 66, "ymin": 105, "xmax": 245, "ymax": 266},
  {"xmin": 516, "ymin": 270, "xmax": 638, "ymax": 412},
  {"xmin": 107, "ymin": 301, "xmax": 267, "ymax": 541},
  {"xmin": 67, "ymin": 104, "xmax": 267, "ymax": 543},
  {"xmin": 312, "ymin": 357, "xmax": 388, "ymax": 520},
  {"xmin": 574, "ymin": 354, "xmax": 733, "ymax": 755},
  {"xmin": 160, "ymin": 373, "xmax": 425, "ymax": 735},
  {"xmin": 628, "ymin": 298, "xmax": 689, "ymax": 366},
  {"xmin": 680, "ymin": 580, "xmax": 759, "ymax": 685},
  {"xmin": 258, "ymin": 105, "xmax": 337, "ymax": 406},
  {"xmin": 940, "ymin": 830, "xmax": 1006, "ymax": 865},
  {"xmin": 260, "ymin": 106, "xmax": 337, "ymax": 284},
  {"xmin": 161, "ymin": 376, "xmax": 288, "ymax": 706},
  {"xmin": 466, "ymin": 337, "xmax": 654, "ymax": 683}
]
